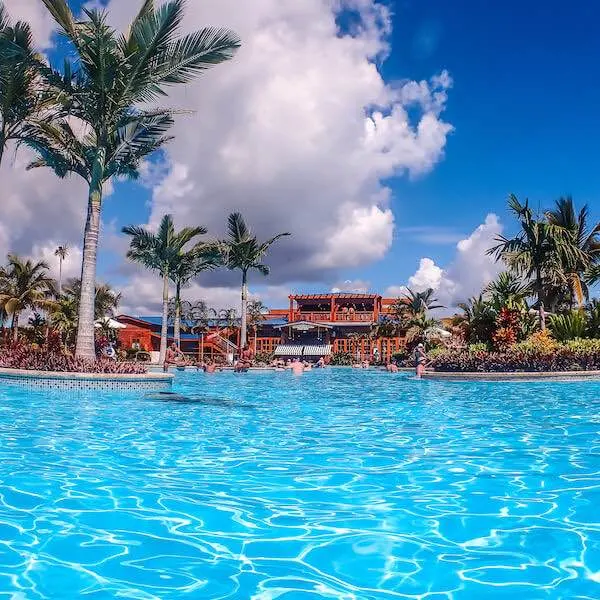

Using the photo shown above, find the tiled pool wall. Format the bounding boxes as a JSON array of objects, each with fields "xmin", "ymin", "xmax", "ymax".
[{"xmin": 0, "ymin": 369, "xmax": 173, "ymax": 391}]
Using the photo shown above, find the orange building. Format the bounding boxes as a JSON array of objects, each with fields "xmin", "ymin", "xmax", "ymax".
[{"xmin": 116, "ymin": 292, "xmax": 406, "ymax": 363}]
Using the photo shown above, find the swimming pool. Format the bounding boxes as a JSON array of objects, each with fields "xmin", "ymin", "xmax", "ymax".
[{"xmin": 0, "ymin": 369, "xmax": 598, "ymax": 598}]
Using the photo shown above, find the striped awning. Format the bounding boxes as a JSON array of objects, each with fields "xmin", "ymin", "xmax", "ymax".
[
  {"xmin": 303, "ymin": 345, "xmax": 332, "ymax": 356},
  {"xmin": 274, "ymin": 344, "xmax": 304, "ymax": 356},
  {"xmin": 274, "ymin": 345, "xmax": 332, "ymax": 357}
]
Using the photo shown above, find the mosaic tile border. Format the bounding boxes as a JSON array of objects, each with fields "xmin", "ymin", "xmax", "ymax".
[
  {"xmin": 0, "ymin": 368, "xmax": 174, "ymax": 391},
  {"xmin": 422, "ymin": 370, "xmax": 600, "ymax": 382}
]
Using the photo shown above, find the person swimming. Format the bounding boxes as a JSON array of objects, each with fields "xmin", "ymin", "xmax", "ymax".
[{"xmin": 291, "ymin": 358, "xmax": 304, "ymax": 375}]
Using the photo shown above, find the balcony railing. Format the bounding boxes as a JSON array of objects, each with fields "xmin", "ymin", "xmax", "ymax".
[{"xmin": 292, "ymin": 311, "xmax": 374, "ymax": 323}]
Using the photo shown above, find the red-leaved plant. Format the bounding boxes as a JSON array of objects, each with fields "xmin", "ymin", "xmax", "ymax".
[{"xmin": 0, "ymin": 336, "xmax": 147, "ymax": 374}]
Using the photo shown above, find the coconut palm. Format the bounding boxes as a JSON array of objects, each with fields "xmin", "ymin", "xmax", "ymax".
[
  {"xmin": 27, "ymin": 0, "xmax": 240, "ymax": 359},
  {"xmin": 170, "ymin": 245, "xmax": 220, "ymax": 348},
  {"xmin": 62, "ymin": 278, "xmax": 121, "ymax": 320},
  {"xmin": 0, "ymin": 254, "xmax": 55, "ymax": 340},
  {"xmin": 392, "ymin": 288, "xmax": 444, "ymax": 323},
  {"xmin": 488, "ymin": 194, "xmax": 584, "ymax": 330},
  {"xmin": 455, "ymin": 295, "xmax": 497, "ymax": 344},
  {"xmin": 49, "ymin": 294, "xmax": 78, "ymax": 347},
  {"xmin": 0, "ymin": 3, "xmax": 54, "ymax": 165},
  {"xmin": 247, "ymin": 299, "xmax": 267, "ymax": 351},
  {"xmin": 484, "ymin": 271, "xmax": 532, "ymax": 310},
  {"xmin": 220, "ymin": 212, "xmax": 290, "ymax": 348},
  {"xmin": 54, "ymin": 244, "xmax": 69, "ymax": 295},
  {"xmin": 122, "ymin": 215, "xmax": 207, "ymax": 364},
  {"xmin": 546, "ymin": 196, "xmax": 600, "ymax": 306}
]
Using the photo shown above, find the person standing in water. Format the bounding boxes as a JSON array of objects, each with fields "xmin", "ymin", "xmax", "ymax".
[{"xmin": 414, "ymin": 343, "xmax": 427, "ymax": 378}]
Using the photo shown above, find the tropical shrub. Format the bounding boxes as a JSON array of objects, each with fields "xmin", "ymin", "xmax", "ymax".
[
  {"xmin": 468, "ymin": 343, "xmax": 489, "ymax": 353},
  {"xmin": 548, "ymin": 310, "xmax": 587, "ymax": 341},
  {"xmin": 331, "ymin": 351, "xmax": 353, "ymax": 366},
  {"xmin": 492, "ymin": 308, "xmax": 520, "ymax": 351},
  {"xmin": 586, "ymin": 301, "xmax": 600, "ymax": 337},
  {"xmin": 431, "ymin": 345, "xmax": 600, "ymax": 372},
  {"xmin": 0, "ymin": 339, "xmax": 146, "ymax": 374},
  {"xmin": 513, "ymin": 330, "xmax": 558, "ymax": 354},
  {"xmin": 254, "ymin": 351, "xmax": 274, "ymax": 366}
]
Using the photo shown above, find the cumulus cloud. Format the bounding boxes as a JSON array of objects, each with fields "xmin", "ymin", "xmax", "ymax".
[
  {"xmin": 103, "ymin": 0, "xmax": 453, "ymax": 283},
  {"xmin": 0, "ymin": 0, "xmax": 453, "ymax": 311},
  {"xmin": 387, "ymin": 214, "xmax": 504, "ymax": 308},
  {"xmin": 331, "ymin": 279, "xmax": 371, "ymax": 293}
]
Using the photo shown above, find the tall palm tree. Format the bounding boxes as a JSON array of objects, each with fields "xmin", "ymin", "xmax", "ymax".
[
  {"xmin": 54, "ymin": 244, "xmax": 69, "ymax": 295},
  {"xmin": 122, "ymin": 215, "xmax": 207, "ymax": 364},
  {"xmin": 0, "ymin": 254, "xmax": 55, "ymax": 340},
  {"xmin": 170, "ymin": 245, "xmax": 219, "ymax": 349},
  {"xmin": 247, "ymin": 299, "xmax": 267, "ymax": 351},
  {"xmin": 220, "ymin": 212, "xmax": 290, "ymax": 348},
  {"xmin": 62, "ymin": 278, "xmax": 121, "ymax": 320},
  {"xmin": 0, "ymin": 3, "xmax": 53, "ymax": 165},
  {"xmin": 488, "ymin": 194, "xmax": 584, "ymax": 330},
  {"xmin": 27, "ymin": 0, "xmax": 240, "ymax": 360},
  {"xmin": 546, "ymin": 196, "xmax": 600, "ymax": 306}
]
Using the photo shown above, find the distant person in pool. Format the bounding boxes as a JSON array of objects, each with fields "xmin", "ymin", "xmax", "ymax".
[
  {"xmin": 414, "ymin": 343, "xmax": 427, "ymax": 378},
  {"xmin": 386, "ymin": 361, "xmax": 399, "ymax": 373},
  {"xmin": 291, "ymin": 358, "xmax": 304, "ymax": 375},
  {"xmin": 164, "ymin": 343, "xmax": 186, "ymax": 372}
]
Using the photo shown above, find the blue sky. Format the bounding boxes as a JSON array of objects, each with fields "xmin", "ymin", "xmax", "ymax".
[
  {"xmin": 5, "ymin": 0, "xmax": 600, "ymax": 313},
  {"xmin": 360, "ymin": 0, "xmax": 600, "ymax": 292}
]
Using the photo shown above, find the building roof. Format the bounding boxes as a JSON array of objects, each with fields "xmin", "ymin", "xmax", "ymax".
[
  {"xmin": 291, "ymin": 293, "xmax": 379, "ymax": 301},
  {"xmin": 274, "ymin": 320, "xmax": 333, "ymax": 330}
]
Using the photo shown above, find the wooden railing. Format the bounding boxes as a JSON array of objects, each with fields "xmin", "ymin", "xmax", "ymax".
[
  {"xmin": 333, "ymin": 337, "xmax": 406, "ymax": 360},
  {"xmin": 292, "ymin": 311, "xmax": 374, "ymax": 323},
  {"xmin": 254, "ymin": 337, "xmax": 279, "ymax": 354}
]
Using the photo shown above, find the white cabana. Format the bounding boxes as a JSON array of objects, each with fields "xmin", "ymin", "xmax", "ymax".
[{"xmin": 94, "ymin": 317, "xmax": 126, "ymax": 329}]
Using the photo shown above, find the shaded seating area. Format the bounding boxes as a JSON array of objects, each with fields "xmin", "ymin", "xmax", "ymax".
[{"xmin": 273, "ymin": 344, "xmax": 332, "ymax": 358}]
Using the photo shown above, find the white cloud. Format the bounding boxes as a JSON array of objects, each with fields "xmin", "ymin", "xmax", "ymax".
[
  {"xmin": 30, "ymin": 242, "xmax": 83, "ymax": 283},
  {"xmin": 387, "ymin": 214, "xmax": 504, "ymax": 308},
  {"xmin": 3, "ymin": 0, "xmax": 56, "ymax": 48},
  {"xmin": 331, "ymin": 279, "xmax": 371, "ymax": 293},
  {"xmin": 0, "ymin": 0, "xmax": 453, "ymax": 313},
  {"xmin": 103, "ymin": 0, "xmax": 453, "ymax": 282}
]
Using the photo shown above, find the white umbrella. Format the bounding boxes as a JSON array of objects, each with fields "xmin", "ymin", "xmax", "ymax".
[
  {"xmin": 94, "ymin": 317, "xmax": 126, "ymax": 329},
  {"xmin": 424, "ymin": 326, "xmax": 451, "ymax": 339}
]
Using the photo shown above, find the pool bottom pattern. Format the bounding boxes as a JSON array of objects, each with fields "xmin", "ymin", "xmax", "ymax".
[{"xmin": 0, "ymin": 369, "xmax": 598, "ymax": 598}]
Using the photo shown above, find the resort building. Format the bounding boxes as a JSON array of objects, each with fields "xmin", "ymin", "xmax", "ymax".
[{"xmin": 116, "ymin": 292, "xmax": 407, "ymax": 362}]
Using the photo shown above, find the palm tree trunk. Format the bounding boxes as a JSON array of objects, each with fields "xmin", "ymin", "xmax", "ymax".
[
  {"xmin": 159, "ymin": 272, "xmax": 169, "ymax": 365},
  {"xmin": 58, "ymin": 257, "xmax": 63, "ymax": 296},
  {"xmin": 11, "ymin": 312, "xmax": 18, "ymax": 342},
  {"xmin": 174, "ymin": 280, "xmax": 181, "ymax": 350},
  {"xmin": 75, "ymin": 149, "xmax": 105, "ymax": 360},
  {"xmin": 536, "ymin": 269, "xmax": 546, "ymax": 331},
  {"xmin": 240, "ymin": 270, "xmax": 248, "ymax": 348}
]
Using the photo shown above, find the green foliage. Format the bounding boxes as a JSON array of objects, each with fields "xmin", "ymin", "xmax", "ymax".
[
  {"xmin": 548, "ymin": 310, "xmax": 587, "ymax": 342},
  {"xmin": 468, "ymin": 343, "xmax": 488, "ymax": 353},
  {"xmin": 330, "ymin": 351, "xmax": 353, "ymax": 366},
  {"xmin": 563, "ymin": 338, "xmax": 600, "ymax": 352},
  {"xmin": 253, "ymin": 351, "xmax": 274, "ymax": 366},
  {"xmin": 513, "ymin": 330, "xmax": 558, "ymax": 354},
  {"xmin": 586, "ymin": 300, "xmax": 600, "ymax": 338}
]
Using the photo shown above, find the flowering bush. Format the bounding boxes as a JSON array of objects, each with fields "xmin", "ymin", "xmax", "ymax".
[
  {"xmin": 514, "ymin": 330, "xmax": 558, "ymax": 354},
  {"xmin": 331, "ymin": 351, "xmax": 353, "ymax": 366},
  {"xmin": 431, "ymin": 344, "xmax": 600, "ymax": 372},
  {"xmin": 0, "ymin": 340, "xmax": 147, "ymax": 374}
]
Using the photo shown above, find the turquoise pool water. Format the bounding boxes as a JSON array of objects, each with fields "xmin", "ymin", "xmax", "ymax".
[{"xmin": 0, "ymin": 369, "xmax": 599, "ymax": 598}]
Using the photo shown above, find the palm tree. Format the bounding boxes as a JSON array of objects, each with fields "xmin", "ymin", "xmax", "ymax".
[
  {"xmin": 455, "ymin": 295, "xmax": 497, "ymax": 344},
  {"xmin": 546, "ymin": 196, "xmax": 600, "ymax": 306},
  {"xmin": 247, "ymin": 299, "xmax": 267, "ymax": 351},
  {"xmin": 54, "ymin": 244, "xmax": 69, "ymax": 295},
  {"xmin": 488, "ymin": 194, "xmax": 584, "ymax": 330},
  {"xmin": 27, "ymin": 0, "xmax": 240, "ymax": 359},
  {"xmin": 392, "ymin": 287, "xmax": 444, "ymax": 323},
  {"xmin": 122, "ymin": 215, "xmax": 207, "ymax": 364},
  {"xmin": 170, "ymin": 245, "xmax": 219, "ymax": 349},
  {"xmin": 62, "ymin": 278, "xmax": 121, "ymax": 320},
  {"xmin": 0, "ymin": 4, "xmax": 54, "ymax": 165},
  {"xmin": 49, "ymin": 294, "xmax": 78, "ymax": 347},
  {"xmin": 484, "ymin": 271, "xmax": 532, "ymax": 311},
  {"xmin": 0, "ymin": 254, "xmax": 55, "ymax": 340},
  {"xmin": 220, "ymin": 212, "xmax": 290, "ymax": 348}
]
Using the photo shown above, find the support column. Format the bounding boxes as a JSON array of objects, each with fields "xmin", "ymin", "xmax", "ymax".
[
  {"xmin": 289, "ymin": 296, "xmax": 294, "ymax": 322},
  {"xmin": 330, "ymin": 297, "xmax": 336, "ymax": 321}
]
